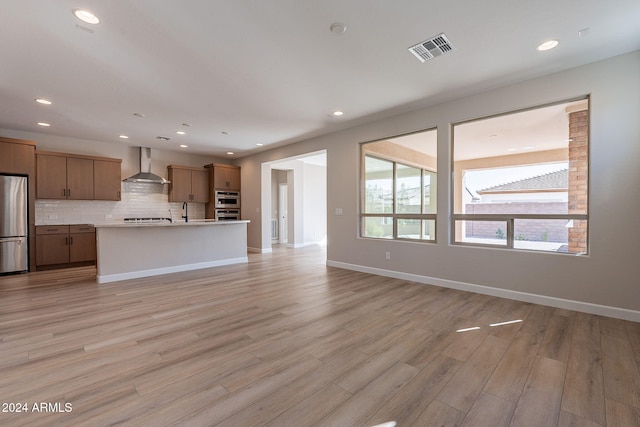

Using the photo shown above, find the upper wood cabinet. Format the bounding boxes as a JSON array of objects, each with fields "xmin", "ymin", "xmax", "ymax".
[
  {"xmin": 0, "ymin": 137, "xmax": 35, "ymax": 175},
  {"xmin": 36, "ymin": 151, "xmax": 121, "ymax": 200},
  {"xmin": 94, "ymin": 159, "xmax": 122, "ymax": 200},
  {"xmin": 207, "ymin": 163, "xmax": 241, "ymax": 191},
  {"xmin": 66, "ymin": 157, "xmax": 94, "ymax": 200},
  {"xmin": 167, "ymin": 165, "xmax": 209, "ymax": 203}
]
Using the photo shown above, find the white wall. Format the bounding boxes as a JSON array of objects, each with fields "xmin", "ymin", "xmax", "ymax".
[
  {"xmin": 236, "ymin": 50, "xmax": 640, "ymax": 319},
  {"xmin": 303, "ymin": 162, "xmax": 327, "ymax": 244}
]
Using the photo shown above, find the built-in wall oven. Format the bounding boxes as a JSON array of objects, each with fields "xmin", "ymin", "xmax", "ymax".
[
  {"xmin": 214, "ymin": 191, "xmax": 240, "ymax": 209},
  {"xmin": 215, "ymin": 209, "xmax": 240, "ymax": 221}
]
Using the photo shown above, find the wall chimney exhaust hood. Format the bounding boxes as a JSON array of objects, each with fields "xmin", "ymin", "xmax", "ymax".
[{"xmin": 123, "ymin": 147, "xmax": 170, "ymax": 184}]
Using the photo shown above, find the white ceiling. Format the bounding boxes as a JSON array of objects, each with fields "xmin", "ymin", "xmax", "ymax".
[{"xmin": 1, "ymin": 1, "xmax": 639, "ymax": 158}]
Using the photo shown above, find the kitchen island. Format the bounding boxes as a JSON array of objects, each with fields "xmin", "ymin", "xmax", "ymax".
[{"xmin": 94, "ymin": 220, "xmax": 249, "ymax": 283}]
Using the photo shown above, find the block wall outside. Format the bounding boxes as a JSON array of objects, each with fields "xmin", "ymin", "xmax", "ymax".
[{"xmin": 464, "ymin": 202, "xmax": 568, "ymax": 242}]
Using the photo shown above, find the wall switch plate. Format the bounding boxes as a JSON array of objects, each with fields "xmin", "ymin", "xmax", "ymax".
[
  {"xmin": 335, "ymin": 208, "xmax": 343, "ymax": 215},
  {"xmin": 385, "ymin": 251, "xmax": 391, "ymax": 260},
  {"xmin": 105, "ymin": 214, "xmax": 113, "ymax": 218}
]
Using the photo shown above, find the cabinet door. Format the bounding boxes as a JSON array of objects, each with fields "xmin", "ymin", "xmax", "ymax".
[
  {"xmin": 168, "ymin": 168, "xmax": 193, "ymax": 202},
  {"xmin": 0, "ymin": 141, "xmax": 35, "ymax": 175},
  {"xmin": 213, "ymin": 165, "xmax": 240, "ymax": 190},
  {"xmin": 226, "ymin": 167, "xmax": 241, "ymax": 190},
  {"xmin": 69, "ymin": 232, "xmax": 96, "ymax": 263},
  {"xmin": 94, "ymin": 160, "xmax": 122, "ymax": 200},
  {"xmin": 66, "ymin": 157, "xmax": 94, "ymax": 200},
  {"xmin": 36, "ymin": 234, "xmax": 70, "ymax": 265},
  {"xmin": 36, "ymin": 154, "xmax": 67, "ymax": 199},
  {"xmin": 191, "ymin": 170, "xmax": 210, "ymax": 203}
]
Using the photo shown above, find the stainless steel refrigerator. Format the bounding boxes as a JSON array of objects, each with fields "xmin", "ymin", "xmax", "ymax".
[{"xmin": 0, "ymin": 175, "xmax": 28, "ymax": 274}]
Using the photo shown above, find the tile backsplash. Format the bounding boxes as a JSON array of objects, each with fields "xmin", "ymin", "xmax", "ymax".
[{"xmin": 35, "ymin": 182, "xmax": 205, "ymax": 225}]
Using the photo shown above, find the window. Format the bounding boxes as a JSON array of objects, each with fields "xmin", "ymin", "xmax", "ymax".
[
  {"xmin": 452, "ymin": 98, "xmax": 589, "ymax": 254},
  {"xmin": 361, "ymin": 128, "xmax": 437, "ymax": 242}
]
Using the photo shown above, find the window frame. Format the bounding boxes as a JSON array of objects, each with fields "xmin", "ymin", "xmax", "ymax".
[
  {"xmin": 360, "ymin": 128, "xmax": 438, "ymax": 243},
  {"xmin": 450, "ymin": 97, "xmax": 590, "ymax": 254}
]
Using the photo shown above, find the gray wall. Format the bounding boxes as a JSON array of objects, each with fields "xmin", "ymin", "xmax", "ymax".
[{"xmin": 236, "ymin": 50, "xmax": 640, "ymax": 318}]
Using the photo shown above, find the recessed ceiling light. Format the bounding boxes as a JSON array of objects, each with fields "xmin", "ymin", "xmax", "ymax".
[
  {"xmin": 156, "ymin": 136, "xmax": 170, "ymax": 141},
  {"xmin": 133, "ymin": 112, "xmax": 145, "ymax": 118},
  {"xmin": 536, "ymin": 40, "xmax": 558, "ymax": 51},
  {"xmin": 35, "ymin": 98, "xmax": 52, "ymax": 105},
  {"xmin": 256, "ymin": 143, "xmax": 264, "ymax": 146},
  {"xmin": 37, "ymin": 122, "xmax": 50, "ymax": 127},
  {"xmin": 221, "ymin": 131, "xmax": 229, "ymax": 135},
  {"xmin": 119, "ymin": 135, "xmax": 129, "ymax": 139},
  {"xmin": 523, "ymin": 146, "xmax": 536, "ymax": 150},
  {"xmin": 176, "ymin": 131, "xmax": 186, "ymax": 135},
  {"xmin": 332, "ymin": 110, "xmax": 344, "ymax": 117},
  {"xmin": 182, "ymin": 123, "xmax": 191, "ymax": 127},
  {"xmin": 507, "ymin": 148, "xmax": 517, "ymax": 152},
  {"xmin": 226, "ymin": 151, "xmax": 234, "ymax": 155},
  {"xmin": 180, "ymin": 144, "xmax": 188, "ymax": 148},
  {"xmin": 73, "ymin": 9, "xmax": 100, "ymax": 25}
]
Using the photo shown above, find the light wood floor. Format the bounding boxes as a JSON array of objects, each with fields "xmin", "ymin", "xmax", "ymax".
[{"xmin": 1, "ymin": 245, "xmax": 639, "ymax": 426}]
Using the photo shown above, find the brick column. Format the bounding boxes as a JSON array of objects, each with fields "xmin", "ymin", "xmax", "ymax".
[{"xmin": 568, "ymin": 108, "xmax": 588, "ymax": 253}]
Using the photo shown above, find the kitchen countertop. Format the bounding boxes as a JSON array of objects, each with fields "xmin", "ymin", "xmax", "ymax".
[{"xmin": 93, "ymin": 219, "xmax": 249, "ymax": 228}]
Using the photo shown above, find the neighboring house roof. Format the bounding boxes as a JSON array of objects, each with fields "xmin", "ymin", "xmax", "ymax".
[{"xmin": 478, "ymin": 169, "xmax": 568, "ymax": 194}]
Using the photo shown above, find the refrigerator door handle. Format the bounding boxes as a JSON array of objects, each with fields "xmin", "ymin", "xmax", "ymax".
[{"xmin": 0, "ymin": 237, "xmax": 25, "ymax": 244}]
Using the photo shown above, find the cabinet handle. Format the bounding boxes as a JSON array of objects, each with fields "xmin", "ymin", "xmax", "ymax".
[
  {"xmin": 117, "ymin": 190, "xmax": 121, "ymax": 199},
  {"xmin": 65, "ymin": 237, "xmax": 69, "ymax": 245},
  {"xmin": 70, "ymin": 236, "xmax": 74, "ymax": 245},
  {"xmin": 62, "ymin": 188, "xmax": 66, "ymax": 197},
  {"xmin": 67, "ymin": 189, "xmax": 71, "ymax": 197}
]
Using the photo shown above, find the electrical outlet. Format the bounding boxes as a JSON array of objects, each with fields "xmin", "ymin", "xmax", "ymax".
[{"xmin": 385, "ymin": 251, "xmax": 391, "ymax": 260}]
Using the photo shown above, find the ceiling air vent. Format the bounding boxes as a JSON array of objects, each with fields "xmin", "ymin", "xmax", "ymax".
[{"xmin": 408, "ymin": 33, "xmax": 455, "ymax": 63}]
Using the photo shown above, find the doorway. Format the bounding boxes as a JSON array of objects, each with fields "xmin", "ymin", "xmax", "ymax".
[{"xmin": 262, "ymin": 150, "xmax": 327, "ymax": 252}]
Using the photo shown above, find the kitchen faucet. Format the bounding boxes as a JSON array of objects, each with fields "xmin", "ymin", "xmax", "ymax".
[{"xmin": 182, "ymin": 202, "xmax": 188, "ymax": 222}]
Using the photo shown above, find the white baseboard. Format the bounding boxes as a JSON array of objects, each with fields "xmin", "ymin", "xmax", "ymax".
[
  {"xmin": 98, "ymin": 257, "xmax": 248, "ymax": 284},
  {"xmin": 248, "ymin": 247, "xmax": 272, "ymax": 253},
  {"xmin": 326, "ymin": 260, "xmax": 640, "ymax": 323},
  {"xmin": 285, "ymin": 241, "xmax": 324, "ymax": 249},
  {"xmin": 286, "ymin": 243, "xmax": 306, "ymax": 248}
]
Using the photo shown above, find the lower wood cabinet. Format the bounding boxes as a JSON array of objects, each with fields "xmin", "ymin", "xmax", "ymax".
[{"xmin": 36, "ymin": 225, "xmax": 96, "ymax": 268}]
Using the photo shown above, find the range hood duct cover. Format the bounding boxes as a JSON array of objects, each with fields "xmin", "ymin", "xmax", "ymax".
[{"xmin": 123, "ymin": 147, "xmax": 170, "ymax": 184}]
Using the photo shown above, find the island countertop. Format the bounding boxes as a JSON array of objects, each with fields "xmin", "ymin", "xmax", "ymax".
[
  {"xmin": 95, "ymin": 220, "xmax": 249, "ymax": 283},
  {"xmin": 94, "ymin": 219, "xmax": 249, "ymax": 228}
]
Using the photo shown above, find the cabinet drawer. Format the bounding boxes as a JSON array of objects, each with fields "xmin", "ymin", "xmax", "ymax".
[
  {"xmin": 69, "ymin": 225, "xmax": 95, "ymax": 234},
  {"xmin": 36, "ymin": 225, "xmax": 70, "ymax": 235}
]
